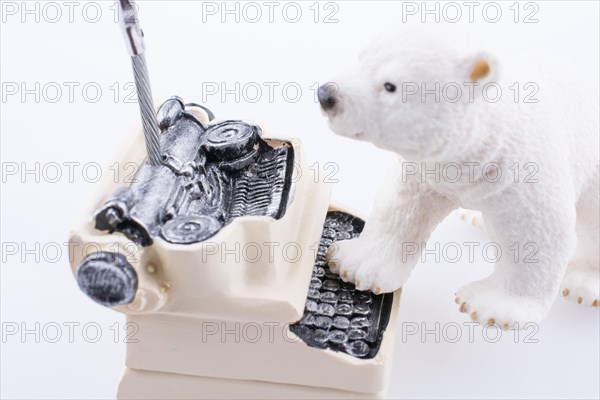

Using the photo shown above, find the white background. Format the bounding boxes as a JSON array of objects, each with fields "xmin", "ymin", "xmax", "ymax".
[{"xmin": 1, "ymin": 1, "xmax": 599, "ymax": 399}]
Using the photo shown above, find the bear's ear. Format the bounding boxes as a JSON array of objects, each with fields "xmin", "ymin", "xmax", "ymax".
[
  {"xmin": 470, "ymin": 59, "xmax": 490, "ymax": 81},
  {"xmin": 464, "ymin": 52, "xmax": 498, "ymax": 84}
]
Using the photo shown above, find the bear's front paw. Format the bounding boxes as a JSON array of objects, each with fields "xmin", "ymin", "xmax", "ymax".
[
  {"xmin": 455, "ymin": 278, "xmax": 549, "ymax": 330},
  {"xmin": 560, "ymin": 265, "xmax": 600, "ymax": 307},
  {"xmin": 326, "ymin": 239, "xmax": 408, "ymax": 294}
]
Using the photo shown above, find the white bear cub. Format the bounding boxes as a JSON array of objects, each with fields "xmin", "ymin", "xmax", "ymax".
[{"xmin": 319, "ymin": 26, "xmax": 599, "ymax": 329}]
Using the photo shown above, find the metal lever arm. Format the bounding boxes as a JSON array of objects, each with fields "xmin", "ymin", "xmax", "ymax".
[{"xmin": 118, "ymin": 0, "xmax": 162, "ymax": 165}]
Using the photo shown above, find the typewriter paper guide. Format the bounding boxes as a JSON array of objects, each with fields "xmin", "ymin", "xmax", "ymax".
[{"xmin": 68, "ymin": 105, "xmax": 331, "ymax": 323}]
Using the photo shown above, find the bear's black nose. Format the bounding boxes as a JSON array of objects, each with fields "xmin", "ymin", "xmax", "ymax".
[{"xmin": 318, "ymin": 83, "xmax": 338, "ymax": 112}]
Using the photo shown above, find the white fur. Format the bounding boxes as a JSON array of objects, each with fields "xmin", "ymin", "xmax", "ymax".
[{"xmin": 323, "ymin": 26, "xmax": 599, "ymax": 328}]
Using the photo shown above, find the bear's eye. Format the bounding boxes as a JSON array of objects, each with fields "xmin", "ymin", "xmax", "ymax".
[{"xmin": 384, "ymin": 82, "xmax": 396, "ymax": 93}]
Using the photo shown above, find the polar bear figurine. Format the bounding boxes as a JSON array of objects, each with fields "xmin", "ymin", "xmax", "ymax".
[{"xmin": 319, "ymin": 26, "xmax": 599, "ymax": 329}]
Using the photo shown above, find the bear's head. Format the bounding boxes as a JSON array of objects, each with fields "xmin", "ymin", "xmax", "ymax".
[{"xmin": 319, "ymin": 26, "xmax": 498, "ymax": 161}]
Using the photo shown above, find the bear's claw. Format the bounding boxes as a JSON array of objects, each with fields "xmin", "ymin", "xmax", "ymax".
[
  {"xmin": 458, "ymin": 209, "xmax": 485, "ymax": 230},
  {"xmin": 455, "ymin": 295, "xmax": 522, "ymax": 330},
  {"xmin": 455, "ymin": 278, "xmax": 548, "ymax": 330},
  {"xmin": 560, "ymin": 265, "xmax": 600, "ymax": 307},
  {"xmin": 327, "ymin": 238, "xmax": 408, "ymax": 294},
  {"xmin": 561, "ymin": 287, "xmax": 599, "ymax": 307}
]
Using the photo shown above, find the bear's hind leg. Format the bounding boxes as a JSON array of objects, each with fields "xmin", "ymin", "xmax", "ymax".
[
  {"xmin": 455, "ymin": 185, "xmax": 577, "ymax": 328},
  {"xmin": 560, "ymin": 178, "xmax": 600, "ymax": 307}
]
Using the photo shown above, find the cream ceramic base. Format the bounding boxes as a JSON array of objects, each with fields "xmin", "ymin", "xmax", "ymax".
[
  {"xmin": 117, "ymin": 368, "xmax": 385, "ymax": 399},
  {"xmin": 120, "ymin": 282, "xmax": 400, "ymax": 397}
]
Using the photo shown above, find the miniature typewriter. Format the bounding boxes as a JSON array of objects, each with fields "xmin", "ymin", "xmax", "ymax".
[{"xmin": 69, "ymin": 1, "xmax": 401, "ymax": 398}]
